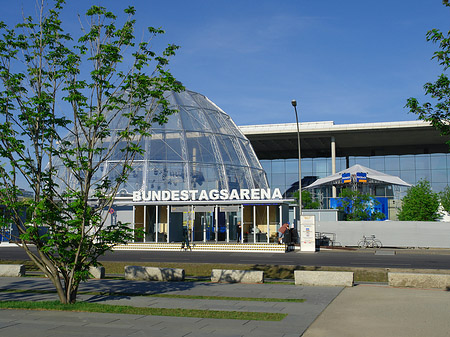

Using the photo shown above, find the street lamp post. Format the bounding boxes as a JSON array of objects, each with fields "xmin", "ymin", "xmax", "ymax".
[{"xmin": 291, "ymin": 100, "xmax": 302, "ymax": 228}]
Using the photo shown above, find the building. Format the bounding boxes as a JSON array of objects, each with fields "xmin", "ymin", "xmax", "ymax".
[
  {"xmin": 241, "ymin": 120, "xmax": 450, "ymax": 210},
  {"xmin": 52, "ymin": 88, "xmax": 450, "ymax": 246},
  {"xmin": 54, "ymin": 89, "xmax": 292, "ymax": 246}
]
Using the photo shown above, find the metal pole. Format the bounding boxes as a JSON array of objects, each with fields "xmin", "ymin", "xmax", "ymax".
[
  {"xmin": 331, "ymin": 136, "xmax": 337, "ymax": 198},
  {"xmin": 291, "ymin": 100, "xmax": 302, "ymax": 227}
]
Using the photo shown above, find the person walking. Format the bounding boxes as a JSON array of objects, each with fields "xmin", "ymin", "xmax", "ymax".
[
  {"xmin": 236, "ymin": 221, "xmax": 242, "ymax": 242},
  {"xmin": 181, "ymin": 226, "xmax": 191, "ymax": 251},
  {"xmin": 278, "ymin": 223, "xmax": 289, "ymax": 244}
]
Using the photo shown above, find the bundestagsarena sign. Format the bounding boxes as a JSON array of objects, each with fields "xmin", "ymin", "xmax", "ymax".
[{"xmin": 132, "ymin": 188, "xmax": 283, "ymax": 202}]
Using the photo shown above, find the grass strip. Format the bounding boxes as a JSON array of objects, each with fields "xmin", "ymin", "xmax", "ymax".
[
  {"xmin": 0, "ymin": 300, "xmax": 287, "ymax": 321},
  {"xmin": 0, "ymin": 288, "xmax": 305, "ymax": 303},
  {"xmin": 148, "ymin": 294, "xmax": 305, "ymax": 303}
]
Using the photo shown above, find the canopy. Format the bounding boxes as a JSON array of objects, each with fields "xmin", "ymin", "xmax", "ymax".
[{"xmin": 303, "ymin": 164, "xmax": 411, "ymax": 189}]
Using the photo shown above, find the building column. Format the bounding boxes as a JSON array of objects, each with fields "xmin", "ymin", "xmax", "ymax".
[
  {"xmin": 279, "ymin": 204, "xmax": 283, "ymax": 227},
  {"xmin": 240, "ymin": 205, "xmax": 244, "ymax": 243},
  {"xmin": 155, "ymin": 205, "xmax": 159, "ymax": 243},
  {"xmin": 203, "ymin": 212, "xmax": 207, "ymax": 242},
  {"xmin": 190, "ymin": 205, "xmax": 194, "ymax": 242},
  {"xmin": 226, "ymin": 211, "xmax": 230, "ymax": 243},
  {"xmin": 132, "ymin": 205, "xmax": 135, "ymax": 243},
  {"xmin": 166, "ymin": 206, "xmax": 170, "ymax": 243},
  {"xmin": 215, "ymin": 205, "xmax": 219, "ymax": 243},
  {"xmin": 253, "ymin": 206, "xmax": 257, "ymax": 243},
  {"xmin": 143, "ymin": 205, "xmax": 147, "ymax": 242},
  {"xmin": 266, "ymin": 205, "xmax": 270, "ymax": 243},
  {"xmin": 331, "ymin": 136, "xmax": 337, "ymax": 198}
]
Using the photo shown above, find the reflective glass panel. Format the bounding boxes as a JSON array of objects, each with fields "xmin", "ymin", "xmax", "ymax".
[
  {"xmin": 415, "ymin": 155, "xmax": 430, "ymax": 170},
  {"xmin": 369, "ymin": 157, "xmax": 385, "ymax": 171},
  {"xmin": 432, "ymin": 169, "xmax": 448, "ymax": 183},
  {"xmin": 431, "ymin": 155, "xmax": 447, "ymax": 170},
  {"xmin": 286, "ymin": 159, "xmax": 298, "ymax": 174},
  {"xmin": 400, "ymin": 156, "xmax": 415, "ymax": 170},
  {"xmin": 415, "ymin": 170, "xmax": 431, "ymax": 183},
  {"xmin": 385, "ymin": 156, "xmax": 400, "ymax": 170}
]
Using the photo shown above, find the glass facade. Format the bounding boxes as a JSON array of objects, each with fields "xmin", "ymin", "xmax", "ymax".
[
  {"xmin": 261, "ymin": 153, "xmax": 450, "ymax": 198},
  {"xmin": 54, "ymin": 89, "xmax": 268, "ymax": 196}
]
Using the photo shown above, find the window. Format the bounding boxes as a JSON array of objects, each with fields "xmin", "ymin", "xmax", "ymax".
[{"xmin": 385, "ymin": 156, "xmax": 400, "ymax": 170}]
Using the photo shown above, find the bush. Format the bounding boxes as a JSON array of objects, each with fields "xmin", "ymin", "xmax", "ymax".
[
  {"xmin": 293, "ymin": 190, "xmax": 320, "ymax": 209},
  {"xmin": 439, "ymin": 185, "xmax": 450, "ymax": 213},
  {"xmin": 398, "ymin": 180, "xmax": 440, "ymax": 221},
  {"xmin": 336, "ymin": 189, "xmax": 385, "ymax": 221}
]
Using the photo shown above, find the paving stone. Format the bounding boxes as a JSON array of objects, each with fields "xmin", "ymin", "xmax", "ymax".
[{"xmin": 0, "ymin": 276, "xmax": 342, "ymax": 337}]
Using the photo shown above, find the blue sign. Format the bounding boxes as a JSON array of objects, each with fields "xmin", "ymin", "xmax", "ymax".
[
  {"xmin": 356, "ymin": 172, "xmax": 367, "ymax": 183},
  {"xmin": 341, "ymin": 173, "xmax": 351, "ymax": 183}
]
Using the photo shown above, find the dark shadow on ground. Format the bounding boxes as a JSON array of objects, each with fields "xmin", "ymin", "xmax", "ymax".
[{"xmin": 0, "ymin": 276, "xmax": 217, "ymax": 304}]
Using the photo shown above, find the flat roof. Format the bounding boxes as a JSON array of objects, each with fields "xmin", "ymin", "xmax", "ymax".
[{"xmin": 239, "ymin": 120, "xmax": 450, "ymax": 159}]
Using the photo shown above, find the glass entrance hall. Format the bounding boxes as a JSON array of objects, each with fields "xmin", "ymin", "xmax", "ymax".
[{"xmin": 131, "ymin": 201, "xmax": 290, "ymax": 244}]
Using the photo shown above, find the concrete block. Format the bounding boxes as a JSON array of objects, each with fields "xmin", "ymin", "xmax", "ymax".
[
  {"xmin": 0, "ymin": 264, "xmax": 25, "ymax": 277},
  {"xmin": 89, "ymin": 266, "xmax": 105, "ymax": 279},
  {"xmin": 124, "ymin": 266, "xmax": 185, "ymax": 281},
  {"xmin": 294, "ymin": 270, "xmax": 353, "ymax": 287},
  {"xmin": 211, "ymin": 269, "xmax": 264, "ymax": 283},
  {"xmin": 388, "ymin": 272, "xmax": 450, "ymax": 289}
]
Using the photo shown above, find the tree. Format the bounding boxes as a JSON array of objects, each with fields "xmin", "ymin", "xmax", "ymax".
[
  {"xmin": 0, "ymin": 1, "xmax": 182, "ymax": 304},
  {"xmin": 397, "ymin": 180, "xmax": 440, "ymax": 221},
  {"xmin": 439, "ymin": 185, "xmax": 450, "ymax": 213},
  {"xmin": 293, "ymin": 190, "xmax": 320, "ymax": 209},
  {"xmin": 406, "ymin": 1, "xmax": 450, "ymax": 146},
  {"xmin": 336, "ymin": 189, "xmax": 385, "ymax": 221}
]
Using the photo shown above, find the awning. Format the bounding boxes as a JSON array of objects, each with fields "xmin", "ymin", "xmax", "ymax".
[{"xmin": 304, "ymin": 164, "xmax": 411, "ymax": 189}]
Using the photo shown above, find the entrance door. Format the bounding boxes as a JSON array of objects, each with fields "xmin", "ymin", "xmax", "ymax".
[
  {"xmin": 227, "ymin": 212, "xmax": 238, "ymax": 242},
  {"xmin": 193, "ymin": 211, "xmax": 214, "ymax": 241}
]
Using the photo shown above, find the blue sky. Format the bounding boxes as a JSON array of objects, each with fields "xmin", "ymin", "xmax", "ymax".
[{"xmin": 3, "ymin": 0, "xmax": 450, "ymax": 126}]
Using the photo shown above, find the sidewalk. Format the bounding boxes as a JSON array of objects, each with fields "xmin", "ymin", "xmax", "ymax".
[
  {"xmin": 0, "ymin": 277, "xmax": 342, "ymax": 337},
  {"xmin": 303, "ymin": 284, "xmax": 450, "ymax": 337},
  {"xmin": 0, "ymin": 277, "xmax": 449, "ymax": 337}
]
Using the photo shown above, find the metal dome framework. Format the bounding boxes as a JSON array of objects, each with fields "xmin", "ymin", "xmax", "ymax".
[{"xmin": 56, "ymin": 89, "xmax": 269, "ymax": 197}]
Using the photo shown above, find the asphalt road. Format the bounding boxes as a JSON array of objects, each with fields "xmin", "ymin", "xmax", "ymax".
[{"xmin": 2, "ymin": 245, "xmax": 450, "ymax": 270}]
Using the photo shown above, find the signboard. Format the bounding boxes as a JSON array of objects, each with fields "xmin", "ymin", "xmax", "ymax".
[
  {"xmin": 300, "ymin": 215, "xmax": 316, "ymax": 252},
  {"xmin": 194, "ymin": 206, "xmax": 215, "ymax": 213},
  {"xmin": 132, "ymin": 188, "xmax": 282, "ymax": 202},
  {"xmin": 171, "ymin": 206, "xmax": 191, "ymax": 213},
  {"xmin": 341, "ymin": 173, "xmax": 351, "ymax": 183},
  {"xmin": 220, "ymin": 206, "xmax": 240, "ymax": 212},
  {"xmin": 356, "ymin": 172, "xmax": 367, "ymax": 183}
]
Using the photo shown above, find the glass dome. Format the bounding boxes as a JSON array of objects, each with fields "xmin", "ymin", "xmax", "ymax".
[{"xmin": 55, "ymin": 89, "xmax": 269, "ymax": 197}]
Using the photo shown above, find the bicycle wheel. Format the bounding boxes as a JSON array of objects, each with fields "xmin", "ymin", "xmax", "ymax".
[
  {"xmin": 373, "ymin": 239, "xmax": 382, "ymax": 248},
  {"xmin": 357, "ymin": 240, "xmax": 367, "ymax": 248}
]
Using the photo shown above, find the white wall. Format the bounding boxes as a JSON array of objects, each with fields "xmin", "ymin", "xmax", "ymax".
[{"xmin": 316, "ymin": 220, "xmax": 450, "ymax": 248}]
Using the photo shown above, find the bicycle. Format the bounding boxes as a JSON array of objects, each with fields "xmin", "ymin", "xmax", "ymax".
[{"xmin": 357, "ymin": 235, "xmax": 382, "ymax": 248}]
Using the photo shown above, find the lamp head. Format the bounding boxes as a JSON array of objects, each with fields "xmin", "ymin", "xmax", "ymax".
[{"xmin": 291, "ymin": 99, "xmax": 297, "ymax": 107}]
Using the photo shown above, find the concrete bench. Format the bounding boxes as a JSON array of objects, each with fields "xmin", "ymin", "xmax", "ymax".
[
  {"xmin": 211, "ymin": 269, "xmax": 264, "ymax": 283},
  {"xmin": 388, "ymin": 272, "xmax": 450, "ymax": 289},
  {"xmin": 0, "ymin": 264, "xmax": 25, "ymax": 277},
  {"xmin": 294, "ymin": 270, "xmax": 354, "ymax": 287},
  {"xmin": 89, "ymin": 266, "xmax": 105, "ymax": 279},
  {"xmin": 124, "ymin": 266, "xmax": 185, "ymax": 281}
]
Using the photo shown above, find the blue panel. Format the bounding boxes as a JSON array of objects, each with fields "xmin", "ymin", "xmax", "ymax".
[
  {"xmin": 330, "ymin": 196, "xmax": 388, "ymax": 220},
  {"xmin": 375, "ymin": 197, "xmax": 388, "ymax": 220}
]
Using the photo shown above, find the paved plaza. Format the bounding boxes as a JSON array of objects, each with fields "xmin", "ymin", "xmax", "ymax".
[
  {"xmin": 0, "ymin": 277, "xmax": 449, "ymax": 337},
  {"xmin": 0, "ymin": 277, "xmax": 341, "ymax": 337}
]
